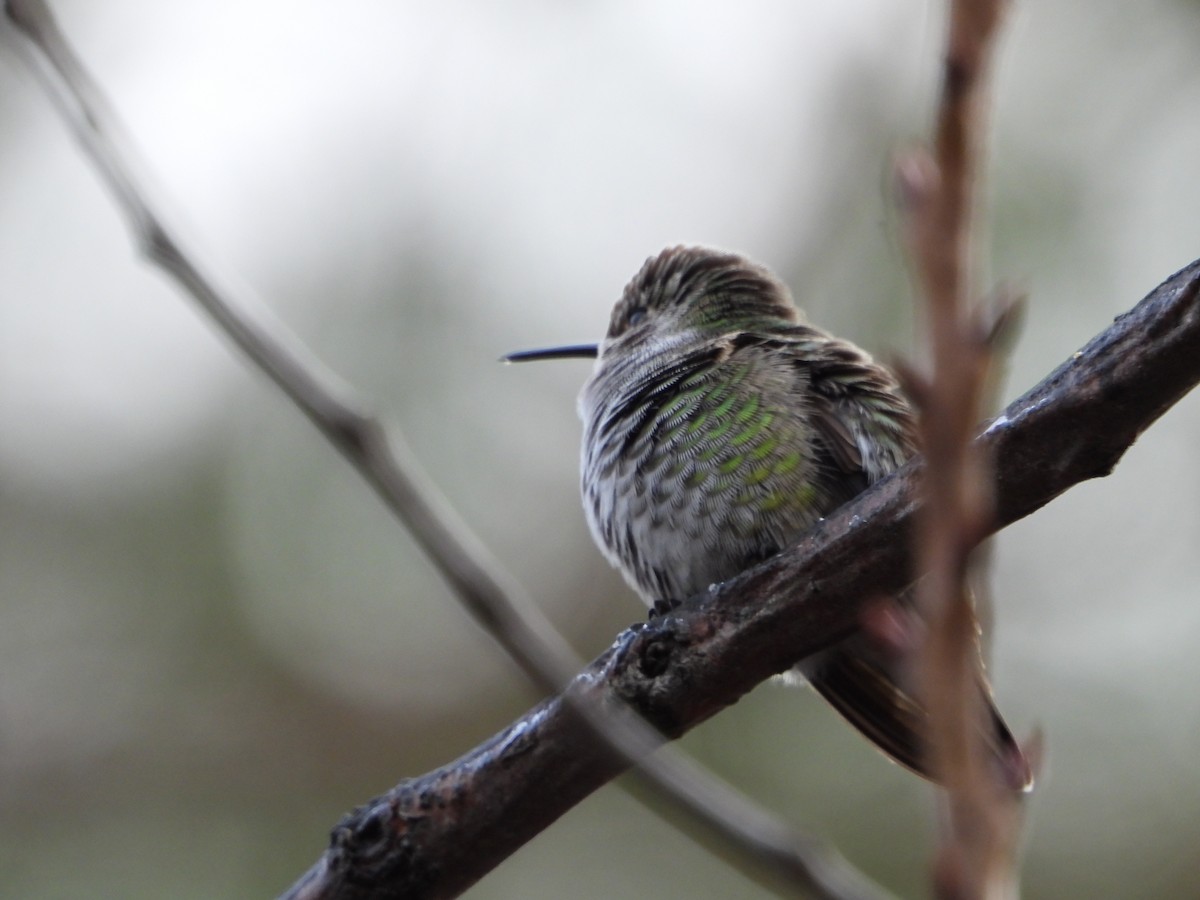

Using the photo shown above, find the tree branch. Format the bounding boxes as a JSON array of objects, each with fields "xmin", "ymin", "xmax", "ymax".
[{"xmin": 283, "ymin": 260, "xmax": 1200, "ymax": 897}]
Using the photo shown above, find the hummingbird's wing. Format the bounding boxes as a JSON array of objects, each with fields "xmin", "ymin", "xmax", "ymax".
[
  {"xmin": 724, "ymin": 327, "xmax": 916, "ymax": 488},
  {"xmin": 769, "ymin": 329, "xmax": 1032, "ymax": 789},
  {"xmin": 806, "ymin": 644, "xmax": 1033, "ymax": 790},
  {"xmin": 797, "ymin": 335, "xmax": 918, "ymax": 485}
]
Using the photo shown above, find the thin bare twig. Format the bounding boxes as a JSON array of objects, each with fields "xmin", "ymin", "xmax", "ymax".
[
  {"xmin": 899, "ymin": 0, "xmax": 1026, "ymax": 896},
  {"xmin": 1, "ymin": 1, "xmax": 889, "ymax": 897}
]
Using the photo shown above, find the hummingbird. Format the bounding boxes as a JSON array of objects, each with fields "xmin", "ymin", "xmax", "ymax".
[{"xmin": 507, "ymin": 245, "xmax": 1030, "ymax": 787}]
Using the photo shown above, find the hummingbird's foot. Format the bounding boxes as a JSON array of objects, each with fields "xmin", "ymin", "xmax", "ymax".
[{"xmin": 648, "ymin": 598, "xmax": 681, "ymax": 619}]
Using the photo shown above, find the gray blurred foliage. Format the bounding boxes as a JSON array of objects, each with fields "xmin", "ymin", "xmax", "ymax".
[{"xmin": 2, "ymin": 1, "xmax": 1199, "ymax": 897}]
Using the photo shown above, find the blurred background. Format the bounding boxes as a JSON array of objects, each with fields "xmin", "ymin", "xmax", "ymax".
[{"xmin": 2, "ymin": 1, "xmax": 1199, "ymax": 897}]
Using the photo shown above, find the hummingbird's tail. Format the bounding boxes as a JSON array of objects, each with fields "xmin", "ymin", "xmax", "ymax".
[{"xmin": 806, "ymin": 646, "xmax": 1034, "ymax": 791}]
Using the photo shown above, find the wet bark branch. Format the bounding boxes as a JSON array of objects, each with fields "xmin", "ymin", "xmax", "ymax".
[{"xmin": 284, "ymin": 261, "xmax": 1200, "ymax": 898}]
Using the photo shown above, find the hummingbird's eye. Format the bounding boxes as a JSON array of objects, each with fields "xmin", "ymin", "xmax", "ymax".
[{"xmin": 626, "ymin": 306, "xmax": 648, "ymax": 327}]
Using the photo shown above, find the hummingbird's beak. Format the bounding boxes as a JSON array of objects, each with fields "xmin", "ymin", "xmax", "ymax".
[{"xmin": 502, "ymin": 344, "xmax": 599, "ymax": 363}]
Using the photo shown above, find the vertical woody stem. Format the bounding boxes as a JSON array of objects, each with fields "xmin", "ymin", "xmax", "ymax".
[{"xmin": 901, "ymin": 0, "xmax": 1026, "ymax": 897}]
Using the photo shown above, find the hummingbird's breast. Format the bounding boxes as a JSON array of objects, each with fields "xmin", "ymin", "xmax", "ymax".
[{"xmin": 579, "ymin": 340, "xmax": 847, "ymax": 607}]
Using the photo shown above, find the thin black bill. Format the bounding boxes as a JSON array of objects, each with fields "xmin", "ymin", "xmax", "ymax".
[{"xmin": 502, "ymin": 344, "xmax": 599, "ymax": 363}]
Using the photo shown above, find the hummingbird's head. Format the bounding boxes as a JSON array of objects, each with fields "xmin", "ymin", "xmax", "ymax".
[
  {"xmin": 502, "ymin": 246, "xmax": 798, "ymax": 365},
  {"xmin": 604, "ymin": 246, "xmax": 799, "ymax": 355}
]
